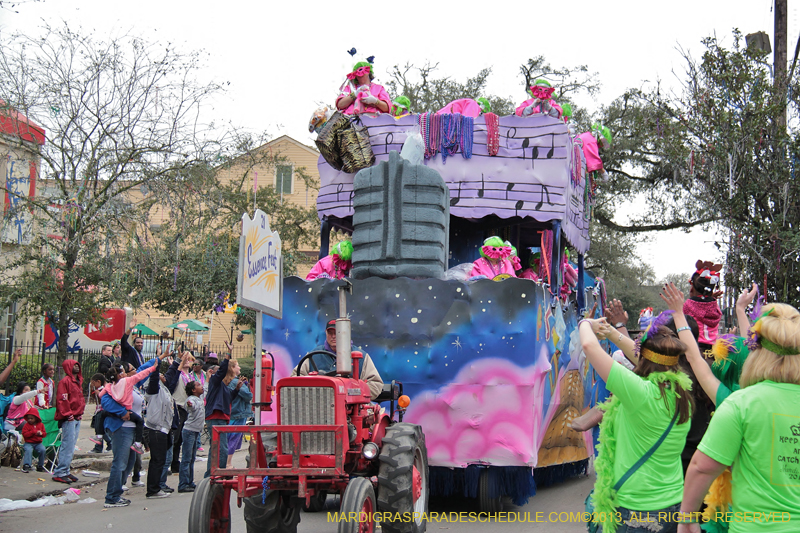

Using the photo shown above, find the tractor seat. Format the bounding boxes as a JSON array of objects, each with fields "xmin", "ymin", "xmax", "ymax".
[{"xmin": 375, "ymin": 381, "xmax": 401, "ymax": 403}]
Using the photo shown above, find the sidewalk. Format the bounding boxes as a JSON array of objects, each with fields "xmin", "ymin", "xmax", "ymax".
[
  {"xmin": 0, "ymin": 405, "xmax": 128, "ymax": 502},
  {"xmin": 0, "ymin": 404, "xmax": 225, "ymax": 504}
]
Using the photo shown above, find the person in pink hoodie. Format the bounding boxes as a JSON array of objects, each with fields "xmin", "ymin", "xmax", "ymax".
[
  {"xmin": 516, "ymin": 79, "xmax": 563, "ymax": 119},
  {"xmin": 577, "ymin": 123, "xmax": 612, "ymax": 181},
  {"xmin": 336, "ymin": 60, "xmax": 392, "ymax": 115},
  {"xmin": 682, "ymin": 260, "xmax": 723, "ymax": 353},
  {"xmin": 469, "ymin": 237, "xmax": 517, "ymax": 279},
  {"xmin": 521, "ymin": 247, "xmax": 542, "ymax": 281},
  {"xmin": 95, "ymin": 352, "xmax": 161, "ymax": 454},
  {"xmin": 306, "ymin": 241, "xmax": 352, "ymax": 281}
]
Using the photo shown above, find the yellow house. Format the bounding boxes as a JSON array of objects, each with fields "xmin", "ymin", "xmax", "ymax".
[{"xmin": 130, "ymin": 134, "xmax": 322, "ymax": 357}]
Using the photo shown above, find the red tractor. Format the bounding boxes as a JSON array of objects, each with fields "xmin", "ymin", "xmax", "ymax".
[{"xmin": 189, "ymin": 284, "xmax": 429, "ymax": 533}]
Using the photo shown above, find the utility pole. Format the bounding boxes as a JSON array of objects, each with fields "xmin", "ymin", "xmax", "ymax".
[{"xmin": 775, "ymin": 0, "xmax": 788, "ymax": 129}]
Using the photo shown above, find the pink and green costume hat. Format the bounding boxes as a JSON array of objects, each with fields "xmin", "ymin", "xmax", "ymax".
[
  {"xmin": 347, "ymin": 61, "xmax": 373, "ymax": 80},
  {"xmin": 480, "ymin": 236, "xmax": 512, "ymax": 260}
]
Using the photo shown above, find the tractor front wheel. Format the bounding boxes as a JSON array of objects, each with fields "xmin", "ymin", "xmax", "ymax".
[
  {"xmin": 242, "ymin": 490, "xmax": 301, "ymax": 533},
  {"xmin": 338, "ymin": 477, "xmax": 376, "ymax": 533},
  {"xmin": 377, "ymin": 423, "xmax": 429, "ymax": 533},
  {"xmin": 188, "ymin": 477, "xmax": 231, "ymax": 533}
]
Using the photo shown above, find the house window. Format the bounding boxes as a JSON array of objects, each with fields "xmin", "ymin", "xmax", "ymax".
[{"xmin": 275, "ymin": 165, "xmax": 293, "ymax": 195}]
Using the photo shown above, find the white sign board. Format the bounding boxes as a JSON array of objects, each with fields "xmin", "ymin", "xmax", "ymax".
[{"xmin": 237, "ymin": 209, "xmax": 283, "ymax": 319}]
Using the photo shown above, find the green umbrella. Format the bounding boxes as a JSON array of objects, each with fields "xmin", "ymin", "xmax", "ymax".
[
  {"xmin": 166, "ymin": 319, "xmax": 210, "ymax": 332},
  {"xmin": 240, "ymin": 329, "xmax": 253, "ymax": 335},
  {"xmin": 131, "ymin": 323, "xmax": 158, "ymax": 336}
]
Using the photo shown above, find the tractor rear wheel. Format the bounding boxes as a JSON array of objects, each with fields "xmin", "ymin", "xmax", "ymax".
[
  {"xmin": 188, "ymin": 477, "xmax": 231, "ymax": 533},
  {"xmin": 338, "ymin": 477, "xmax": 376, "ymax": 533},
  {"xmin": 243, "ymin": 490, "xmax": 301, "ymax": 533},
  {"xmin": 377, "ymin": 423, "xmax": 428, "ymax": 533}
]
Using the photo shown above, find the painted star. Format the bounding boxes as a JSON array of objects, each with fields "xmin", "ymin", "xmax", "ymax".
[
  {"xmin": 284, "ymin": 329, "xmax": 290, "ymax": 340},
  {"xmin": 451, "ymin": 337, "xmax": 462, "ymax": 351}
]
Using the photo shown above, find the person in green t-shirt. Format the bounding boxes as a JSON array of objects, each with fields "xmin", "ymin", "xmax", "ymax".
[
  {"xmin": 580, "ymin": 313, "xmax": 695, "ymax": 533},
  {"xmin": 677, "ymin": 302, "xmax": 800, "ymax": 533}
]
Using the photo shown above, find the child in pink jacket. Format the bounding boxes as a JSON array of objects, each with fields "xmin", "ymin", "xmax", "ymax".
[{"xmin": 94, "ymin": 357, "xmax": 159, "ymax": 454}]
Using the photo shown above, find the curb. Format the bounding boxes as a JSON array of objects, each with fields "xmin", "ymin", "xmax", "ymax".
[
  {"xmin": 71, "ymin": 452, "xmax": 151, "ymax": 472},
  {"xmin": 25, "ymin": 475, "xmax": 111, "ymax": 502}
]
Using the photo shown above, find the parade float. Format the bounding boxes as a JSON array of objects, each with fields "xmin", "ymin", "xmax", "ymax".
[{"xmin": 255, "ymin": 105, "xmax": 609, "ymax": 512}]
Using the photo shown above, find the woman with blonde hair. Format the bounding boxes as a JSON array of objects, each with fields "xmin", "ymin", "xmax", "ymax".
[
  {"xmin": 580, "ymin": 311, "xmax": 694, "ymax": 533},
  {"xmin": 677, "ymin": 301, "xmax": 800, "ymax": 532}
]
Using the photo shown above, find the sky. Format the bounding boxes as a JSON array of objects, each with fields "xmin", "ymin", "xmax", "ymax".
[{"xmin": 1, "ymin": 0, "xmax": 794, "ymax": 279}]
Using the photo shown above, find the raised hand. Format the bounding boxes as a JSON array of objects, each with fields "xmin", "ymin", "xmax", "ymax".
[
  {"xmin": 12, "ymin": 348, "xmax": 22, "ymax": 363},
  {"xmin": 660, "ymin": 282, "xmax": 686, "ymax": 314},
  {"xmin": 736, "ymin": 283, "xmax": 758, "ymax": 310},
  {"xmin": 604, "ymin": 299, "xmax": 629, "ymax": 327}
]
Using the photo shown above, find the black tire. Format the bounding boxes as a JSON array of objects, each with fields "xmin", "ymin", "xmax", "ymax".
[
  {"xmin": 478, "ymin": 469, "xmax": 502, "ymax": 513},
  {"xmin": 302, "ymin": 490, "xmax": 328, "ymax": 512},
  {"xmin": 188, "ymin": 477, "xmax": 231, "ymax": 533},
  {"xmin": 377, "ymin": 423, "xmax": 428, "ymax": 533},
  {"xmin": 242, "ymin": 490, "xmax": 301, "ymax": 533},
  {"xmin": 338, "ymin": 477, "xmax": 377, "ymax": 533}
]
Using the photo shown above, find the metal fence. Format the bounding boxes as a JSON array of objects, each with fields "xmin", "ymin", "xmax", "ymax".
[{"xmin": 0, "ymin": 336, "xmax": 257, "ymax": 396}]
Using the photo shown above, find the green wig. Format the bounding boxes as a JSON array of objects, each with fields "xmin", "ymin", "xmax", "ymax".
[
  {"xmin": 479, "ymin": 236, "xmax": 507, "ymax": 259},
  {"xmin": 333, "ymin": 240, "xmax": 353, "ymax": 262},
  {"xmin": 592, "ymin": 122, "xmax": 612, "ymax": 146},
  {"xmin": 392, "ymin": 95, "xmax": 411, "ymax": 116},
  {"xmin": 476, "ymin": 97, "xmax": 491, "ymax": 114}
]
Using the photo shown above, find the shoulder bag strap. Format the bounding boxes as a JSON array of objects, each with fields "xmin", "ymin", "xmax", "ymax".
[{"xmin": 613, "ymin": 408, "xmax": 680, "ymax": 492}]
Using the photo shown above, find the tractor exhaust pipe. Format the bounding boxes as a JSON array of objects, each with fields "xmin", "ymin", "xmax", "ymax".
[{"xmin": 336, "ymin": 281, "xmax": 353, "ymax": 376}]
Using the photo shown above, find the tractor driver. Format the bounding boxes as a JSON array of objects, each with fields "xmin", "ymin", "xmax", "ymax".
[{"xmin": 292, "ymin": 319, "xmax": 384, "ymax": 400}]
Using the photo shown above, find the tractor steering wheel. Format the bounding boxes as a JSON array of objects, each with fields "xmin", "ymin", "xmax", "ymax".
[{"xmin": 294, "ymin": 350, "xmax": 339, "ymax": 378}]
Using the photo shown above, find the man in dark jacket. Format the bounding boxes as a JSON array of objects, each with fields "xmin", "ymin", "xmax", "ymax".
[
  {"xmin": 120, "ymin": 320, "xmax": 145, "ymax": 369},
  {"xmin": 145, "ymin": 353, "xmax": 179, "ymax": 498},
  {"xmin": 97, "ymin": 344, "xmax": 116, "ymax": 376},
  {"xmin": 52, "ymin": 359, "xmax": 85, "ymax": 484}
]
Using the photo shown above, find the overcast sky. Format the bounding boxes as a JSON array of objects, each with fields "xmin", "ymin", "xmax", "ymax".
[{"xmin": 2, "ymin": 0, "xmax": 793, "ymax": 280}]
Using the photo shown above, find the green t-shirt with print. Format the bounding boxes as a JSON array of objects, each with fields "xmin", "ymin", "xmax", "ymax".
[
  {"xmin": 698, "ymin": 381, "xmax": 800, "ymax": 533},
  {"xmin": 605, "ymin": 364, "xmax": 691, "ymax": 511}
]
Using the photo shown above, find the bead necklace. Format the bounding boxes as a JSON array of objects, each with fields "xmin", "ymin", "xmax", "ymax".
[
  {"xmin": 484, "ymin": 113, "xmax": 499, "ymax": 156},
  {"xmin": 461, "ymin": 115, "xmax": 474, "ymax": 159},
  {"xmin": 430, "ymin": 113, "xmax": 441, "ymax": 158},
  {"xmin": 441, "ymin": 113, "xmax": 460, "ymax": 162},
  {"xmin": 418, "ymin": 113, "xmax": 430, "ymax": 158}
]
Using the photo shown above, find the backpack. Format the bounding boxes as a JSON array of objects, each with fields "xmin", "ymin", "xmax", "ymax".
[
  {"xmin": 0, "ymin": 433, "xmax": 21, "ymax": 468},
  {"xmin": 0, "ymin": 393, "xmax": 15, "ymax": 420}
]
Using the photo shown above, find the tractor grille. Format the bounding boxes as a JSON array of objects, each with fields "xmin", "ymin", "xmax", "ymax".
[{"xmin": 280, "ymin": 386, "xmax": 336, "ymax": 455}]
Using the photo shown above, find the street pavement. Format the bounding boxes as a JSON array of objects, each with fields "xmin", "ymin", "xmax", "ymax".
[
  {"xmin": 0, "ymin": 451, "xmax": 595, "ymax": 533},
  {"xmin": 0, "ymin": 404, "xmax": 596, "ymax": 532}
]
